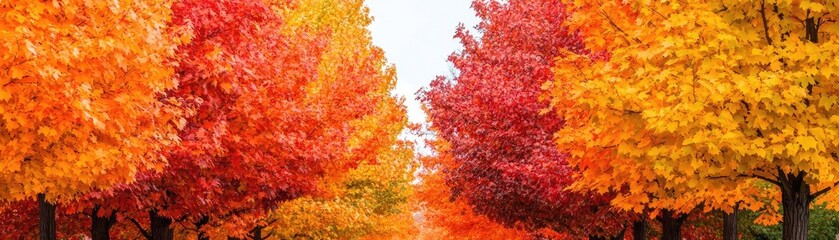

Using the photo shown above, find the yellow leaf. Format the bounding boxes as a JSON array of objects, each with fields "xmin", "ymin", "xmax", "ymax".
[
  {"xmin": 786, "ymin": 142, "xmax": 800, "ymax": 156},
  {"xmin": 37, "ymin": 126, "xmax": 57, "ymax": 137},
  {"xmin": 797, "ymin": 136, "xmax": 818, "ymax": 151}
]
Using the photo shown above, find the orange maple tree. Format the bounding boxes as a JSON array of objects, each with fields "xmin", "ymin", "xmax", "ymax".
[{"xmin": 0, "ymin": 1, "xmax": 186, "ymax": 239}]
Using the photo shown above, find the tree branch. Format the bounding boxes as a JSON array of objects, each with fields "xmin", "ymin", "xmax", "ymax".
[
  {"xmin": 707, "ymin": 173, "xmax": 780, "ymax": 186},
  {"xmin": 759, "ymin": 0, "xmax": 774, "ymax": 45},
  {"xmin": 598, "ymin": 10, "xmax": 642, "ymax": 44},
  {"xmin": 751, "ymin": 173, "xmax": 781, "ymax": 186},
  {"xmin": 811, "ymin": 181, "xmax": 839, "ymax": 199},
  {"xmin": 777, "ymin": 167, "xmax": 793, "ymax": 198},
  {"xmin": 128, "ymin": 217, "xmax": 152, "ymax": 240}
]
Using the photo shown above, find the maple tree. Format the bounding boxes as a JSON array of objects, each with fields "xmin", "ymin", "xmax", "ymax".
[
  {"xmin": 415, "ymin": 138, "xmax": 564, "ymax": 240},
  {"xmin": 0, "ymin": 0, "xmax": 412, "ymax": 238},
  {"xmin": 8, "ymin": 0, "xmax": 839, "ymax": 239},
  {"xmin": 102, "ymin": 0, "xmax": 331, "ymax": 239},
  {"xmin": 256, "ymin": 1, "xmax": 416, "ymax": 238},
  {"xmin": 275, "ymin": 0, "xmax": 401, "ymax": 180},
  {"xmin": 27, "ymin": 0, "xmax": 324, "ymax": 239},
  {"xmin": 109, "ymin": 0, "xmax": 405, "ymax": 239},
  {"xmin": 548, "ymin": 1, "xmax": 839, "ymax": 239},
  {"xmin": 0, "ymin": 1, "xmax": 186, "ymax": 239},
  {"xmin": 420, "ymin": 0, "xmax": 633, "ymax": 238}
]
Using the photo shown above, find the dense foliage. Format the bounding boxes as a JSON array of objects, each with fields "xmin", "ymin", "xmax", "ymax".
[
  {"xmin": 0, "ymin": 0, "xmax": 413, "ymax": 239},
  {"xmin": 4, "ymin": 0, "xmax": 839, "ymax": 239}
]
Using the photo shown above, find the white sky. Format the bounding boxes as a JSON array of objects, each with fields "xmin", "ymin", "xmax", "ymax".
[{"xmin": 365, "ymin": 0, "xmax": 480, "ymax": 124}]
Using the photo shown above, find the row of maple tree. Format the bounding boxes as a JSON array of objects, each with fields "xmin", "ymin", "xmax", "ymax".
[
  {"xmin": 1, "ymin": 0, "xmax": 418, "ymax": 239},
  {"xmin": 417, "ymin": 1, "xmax": 839, "ymax": 240},
  {"xmin": 6, "ymin": 0, "xmax": 839, "ymax": 239}
]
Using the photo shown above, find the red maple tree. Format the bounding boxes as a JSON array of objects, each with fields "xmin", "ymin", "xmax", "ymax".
[{"xmin": 419, "ymin": 0, "xmax": 629, "ymax": 238}]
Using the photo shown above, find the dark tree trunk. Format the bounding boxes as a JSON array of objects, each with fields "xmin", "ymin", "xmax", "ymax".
[
  {"xmin": 250, "ymin": 226, "xmax": 264, "ymax": 240},
  {"xmin": 660, "ymin": 210, "xmax": 687, "ymax": 240},
  {"xmin": 150, "ymin": 210, "xmax": 174, "ymax": 240},
  {"xmin": 38, "ymin": 193, "xmax": 56, "ymax": 240},
  {"xmin": 90, "ymin": 206, "xmax": 117, "ymax": 240},
  {"xmin": 723, "ymin": 204, "xmax": 739, "ymax": 240},
  {"xmin": 632, "ymin": 219, "xmax": 648, "ymax": 240},
  {"xmin": 779, "ymin": 171, "xmax": 810, "ymax": 240}
]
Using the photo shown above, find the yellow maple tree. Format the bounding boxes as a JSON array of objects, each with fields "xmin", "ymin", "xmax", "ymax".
[
  {"xmin": 548, "ymin": 1, "xmax": 839, "ymax": 239},
  {"xmin": 277, "ymin": 0, "xmax": 398, "ymax": 182},
  {"xmin": 263, "ymin": 0, "xmax": 416, "ymax": 238}
]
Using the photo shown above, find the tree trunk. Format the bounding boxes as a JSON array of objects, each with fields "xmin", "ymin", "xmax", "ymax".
[
  {"xmin": 150, "ymin": 210, "xmax": 174, "ymax": 240},
  {"xmin": 660, "ymin": 210, "xmax": 687, "ymax": 240},
  {"xmin": 632, "ymin": 220, "xmax": 648, "ymax": 240},
  {"xmin": 250, "ymin": 226, "xmax": 264, "ymax": 240},
  {"xmin": 780, "ymin": 171, "xmax": 810, "ymax": 240},
  {"xmin": 38, "ymin": 193, "xmax": 56, "ymax": 240},
  {"xmin": 723, "ymin": 204, "xmax": 739, "ymax": 240},
  {"xmin": 91, "ymin": 206, "xmax": 117, "ymax": 240}
]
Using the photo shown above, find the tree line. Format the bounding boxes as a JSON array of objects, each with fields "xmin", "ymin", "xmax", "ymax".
[
  {"xmin": 419, "ymin": 1, "xmax": 839, "ymax": 240},
  {"xmin": 0, "ymin": 0, "xmax": 415, "ymax": 239}
]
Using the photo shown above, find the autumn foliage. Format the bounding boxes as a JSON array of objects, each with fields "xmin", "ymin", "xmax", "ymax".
[
  {"xmin": 0, "ymin": 0, "xmax": 183, "ymax": 203},
  {"xmin": 548, "ymin": 1, "xmax": 839, "ymax": 239},
  {"xmin": 416, "ymin": 138, "xmax": 563, "ymax": 240},
  {"xmin": 419, "ymin": 0, "xmax": 631, "ymax": 238},
  {"xmin": 0, "ymin": 0, "xmax": 413, "ymax": 239},
  {"xmin": 5, "ymin": 0, "xmax": 839, "ymax": 240}
]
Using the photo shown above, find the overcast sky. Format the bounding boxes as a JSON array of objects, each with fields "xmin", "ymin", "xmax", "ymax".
[{"xmin": 365, "ymin": 0, "xmax": 480, "ymax": 124}]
